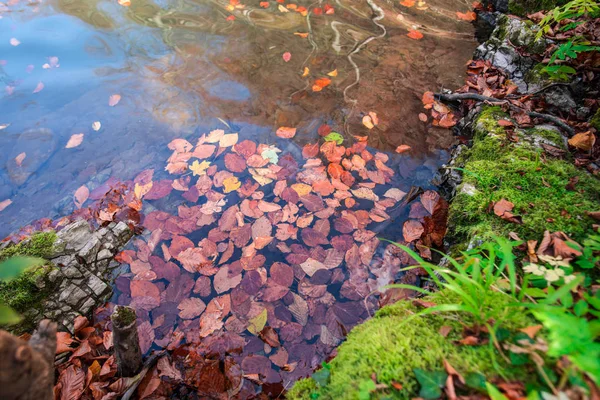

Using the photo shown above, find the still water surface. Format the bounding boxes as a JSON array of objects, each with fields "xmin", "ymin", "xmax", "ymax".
[{"xmin": 1, "ymin": 0, "xmax": 476, "ymax": 394}]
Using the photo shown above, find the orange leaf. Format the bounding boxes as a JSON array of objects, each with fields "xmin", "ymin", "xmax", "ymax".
[
  {"xmin": 395, "ymin": 145, "xmax": 411, "ymax": 154},
  {"xmin": 276, "ymin": 126, "xmax": 297, "ymax": 138},
  {"xmin": 294, "ymin": 32, "xmax": 309, "ymax": 38},
  {"xmin": 66, "ymin": 133, "xmax": 84, "ymax": 148},
  {"xmin": 108, "ymin": 94, "xmax": 121, "ymax": 106},
  {"xmin": 399, "ymin": 0, "xmax": 415, "ymax": 6},
  {"xmin": 312, "ymin": 77, "xmax": 331, "ymax": 92},
  {"xmin": 74, "ymin": 185, "xmax": 89, "ymax": 209},
  {"xmin": 407, "ymin": 30, "xmax": 423, "ymax": 40},
  {"xmin": 15, "ymin": 152, "xmax": 26, "ymax": 166},
  {"xmin": 456, "ymin": 11, "xmax": 476, "ymax": 21},
  {"xmin": 260, "ymin": 1, "xmax": 269, "ymax": 6}
]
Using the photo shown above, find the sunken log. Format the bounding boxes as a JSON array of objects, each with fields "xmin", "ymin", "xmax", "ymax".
[
  {"xmin": 0, "ymin": 319, "xmax": 57, "ymax": 400},
  {"xmin": 111, "ymin": 305, "xmax": 143, "ymax": 377}
]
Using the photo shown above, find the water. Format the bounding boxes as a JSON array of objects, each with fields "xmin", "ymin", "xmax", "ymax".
[{"xmin": 0, "ymin": 0, "xmax": 476, "ymax": 395}]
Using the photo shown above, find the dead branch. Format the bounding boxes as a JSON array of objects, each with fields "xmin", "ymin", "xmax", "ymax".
[{"xmin": 435, "ymin": 92, "xmax": 576, "ymax": 136}]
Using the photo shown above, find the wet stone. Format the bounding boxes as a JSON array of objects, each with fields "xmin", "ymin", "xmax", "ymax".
[
  {"xmin": 97, "ymin": 249, "xmax": 113, "ymax": 261},
  {"xmin": 56, "ymin": 220, "xmax": 94, "ymax": 252},
  {"xmin": 6, "ymin": 128, "xmax": 57, "ymax": 186},
  {"xmin": 79, "ymin": 235, "xmax": 101, "ymax": 263},
  {"xmin": 61, "ymin": 264, "xmax": 83, "ymax": 279},
  {"xmin": 88, "ymin": 274, "xmax": 109, "ymax": 297}
]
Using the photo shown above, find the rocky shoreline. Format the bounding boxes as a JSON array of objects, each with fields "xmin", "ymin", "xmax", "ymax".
[{"xmin": 1, "ymin": 220, "xmax": 133, "ymax": 333}]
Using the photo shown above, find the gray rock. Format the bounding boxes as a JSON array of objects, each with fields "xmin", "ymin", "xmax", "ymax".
[
  {"xmin": 51, "ymin": 254, "xmax": 75, "ymax": 267},
  {"xmin": 97, "ymin": 248, "xmax": 113, "ymax": 261},
  {"xmin": 112, "ymin": 221, "xmax": 132, "ymax": 244},
  {"xmin": 78, "ymin": 235, "xmax": 101, "ymax": 263},
  {"xmin": 543, "ymin": 86, "xmax": 577, "ymax": 113},
  {"xmin": 56, "ymin": 220, "xmax": 93, "ymax": 252},
  {"xmin": 79, "ymin": 298, "xmax": 96, "ymax": 315},
  {"xmin": 59, "ymin": 285, "xmax": 87, "ymax": 306},
  {"xmin": 474, "ymin": 15, "xmax": 547, "ymax": 92},
  {"xmin": 88, "ymin": 274, "xmax": 109, "ymax": 297},
  {"xmin": 47, "ymin": 268, "xmax": 62, "ymax": 283},
  {"xmin": 6, "ymin": 128, "xmax": 57, "ymax": 186},
  {"xmin": 62, "ymin": 264, "xmax": 83, "ymax": 279}
]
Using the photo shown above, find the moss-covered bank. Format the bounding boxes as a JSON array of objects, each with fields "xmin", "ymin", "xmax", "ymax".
[
  {"xmin": 449, "ymin": 106, "xmax": 600, "ymax": 244},
  {"xmin": 508, "ymin": 0, "xmax": 570, "ymax": 16},
  {"xmin": 0, "ymin": 232, "xmax": 58, "ymax": 332},
  {"xmin": 288, "ymin": 290, "xmax": 538, "ymax": 400}
]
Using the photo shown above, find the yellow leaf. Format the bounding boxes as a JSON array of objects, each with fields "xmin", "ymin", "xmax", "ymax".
[
  {"xmin": 327, "ymin": 69, "xmax": 338, "ymax": 77},
  {"xmin": 291, "ymin": 183, "xmax": 311, "ymax": 196},
  {"xmin": 134, "ymin": 181, "xmax": 153, "ymax": 199},
  {"xmin": 223, "ymin": 176, "xmax": 241, "ymax": 193},
  {"xmin": 219, "ymin": 133, "xmax": 239, "ymax": 148},
  {"xmin": 362, "ymin": 115, "xmax": 374, "ymax": 130},
  {"xmin": 89, "ymin": 360, "xmax": 101, "ymax": 376},
  {"xmin": 302, "ymin": 67, "xmax": 310, "ymax": 77},
  {"xmin": 190, "ymin": 160, "xmax": 211, "ymax": 176},
  {"xmin": 278, "ymin": 4, "xmax": 289, "ymax": 12},
  {"xmin": 247, "ymin": 308, "xmax": 267, "ymax": 335}
]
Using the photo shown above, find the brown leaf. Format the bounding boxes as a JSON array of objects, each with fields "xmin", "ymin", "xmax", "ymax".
[
  {"xmin": 403, "ymin": 220, "xmax": 424, "ymax": 243},
  {"xmin": 276, "ymin": 127, "xmax": 297, "ymax": 139},
  {"xmin": 259, "ymin": 326, "xmax": 281, "ymax": 347},
  {"xmin": 568, "ymin": 131, "xmax": 595, "ymax": 151},
  {"xmin": 519, "ymin": 325, "xmax": 543, "ymax": 339},
  {"xmin": 59, "ymin": 365, "xmax": 85, "ymax": 400},
  {"xmin": 178, "ymin": 297, "xmax": 206, "ymax": 319}
]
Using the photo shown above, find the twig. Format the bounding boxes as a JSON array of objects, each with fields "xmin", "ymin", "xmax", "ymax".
[
  {"xmin": 435, "ymin": 93, "xmax": 576, "ymax": 136},
  {"xmin": 121, "ymin": 351, "xmax": 165, "ymax": 400}
]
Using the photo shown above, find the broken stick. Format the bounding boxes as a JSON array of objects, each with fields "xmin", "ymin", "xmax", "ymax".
[{"xmin": 111, "ymin": 305, "xmax": 143, "ymax": 377}]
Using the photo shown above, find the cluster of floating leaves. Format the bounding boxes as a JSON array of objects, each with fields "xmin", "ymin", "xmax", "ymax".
[{"xmin": 105, "ymin": 127, "xmax": 448, "ymax": 396}]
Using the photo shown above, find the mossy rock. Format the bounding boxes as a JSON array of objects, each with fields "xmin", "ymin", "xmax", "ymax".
[
  {"xmin": 590, "ymin": 109, "xmax": 600, "ymax": 132},
  {"xmin": 448, "ymin": 107, "xmax": 600, "ymax": 243},
  {"xmin": 508, "ymin": 0, "xmax": 570, "ymax": 16},
  {"xmin": 0, "ymin": 232, "xmax": 58, "ymax": 333},
  {"xmin": 288, "ymin": 290, "xmax": 539, "ymax": 400}
]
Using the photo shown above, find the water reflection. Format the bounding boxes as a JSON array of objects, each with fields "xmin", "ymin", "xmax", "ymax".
[{"xmin": 1, "ymin": 0, "xmax": 474, "ymax": 242}]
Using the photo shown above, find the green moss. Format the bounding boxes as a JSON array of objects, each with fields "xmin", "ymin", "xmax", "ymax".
[
  {"xmin": 0, "ymin": 231, "xmax": 57, "ymax": 261},
  {"xmin": 0, "ymin": 232, "xmax": 58, "ymax": 333},
  {"xmin": 288, "ymin": 290, "xmax": 538, "ymax": 400},
  {"xmin": 112, "ymin": 305, "xmax": 137, "ymax": 327},
  {"xmin": 590, "ymin": 109, "xmax": 600, "ymax": 132},
  {"xmin": 448, "ymin": 107, "xmax": 600, "ymax": 243},
  {"xmin": 508, "ymin": 0, "xmax": 569, "ymax": 16}
]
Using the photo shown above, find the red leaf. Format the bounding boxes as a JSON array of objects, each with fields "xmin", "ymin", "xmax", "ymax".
[
  {"xmin": 403, "ymin": 220, "xmax": 424, "ymax": 242},
  {"xmin": 58, "ymin": 365, "xmax": 85, "ymax": 400}
]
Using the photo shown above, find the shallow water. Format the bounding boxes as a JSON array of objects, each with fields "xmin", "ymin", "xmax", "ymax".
[{"xmin": 1, "ymin": 0, "xmax": 476, "ymax": 394}]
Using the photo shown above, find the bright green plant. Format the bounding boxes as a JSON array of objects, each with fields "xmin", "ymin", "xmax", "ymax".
[
  {"xmin": 537, "ymin": 0, "xmax": 600, "ymax": 38},
  {"xmin": 385, "ymin": 237, "xmax": 524, "ymax": 374},
  {"xmin": 0, "ymin": 257, "xmax": 45, "ymax": 325}
]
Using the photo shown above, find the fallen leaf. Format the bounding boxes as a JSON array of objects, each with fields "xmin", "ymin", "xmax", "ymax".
[
  {"xmin": 519, "ymin": 325, "xmax": 543, "ymax": 339},
  {"xmin": 283, "ymin": 52, "xmax": 292, "ymax": 62},
  {"xmin": 74, "ymin": 185, "xmax": 89, "ymax": 209},
  {"xmin": 32, "ymin": 82, "xmax": 44, "ymax": 93},
  {"xmin": 0, "ymin": 199, "xmax": 12, "ymax": 212},
  {"xmin": 327, "ymin": 69, "xmax": 338, "ymax": 77},
  {"xmin": 260, "ymin": 1, "xmax": 269, "ymax": 7},
  {"xmin": 395, "ymin": 145, "xmax": 411, "ymax": 153},
  {"xmin": 399, "ymin": 0, "xmax": 415, "ymax": 6},
  {"xmin": 10, "ymin": 38, "xmax": 20, "ymax": 46},
  {"xmin": 108, "ymin": 94, "xmax": 121, "ymax": 106},
  {"xmin": 15, "ymin": 152, "xmax": 26, "ymax": 167},
  {"xmin": 403, "ymin": 220, "xmax": 424, "ymax": 242},
  {"xmin": 568, "ymin": 131, "xmax": 595, "ymax": 151},
  {"xmin": 66, "ymin": 133, "xmax": 84, "ymax": 149},
  {"xmin": 276, "ymin": 126, "xmax": 297, "ymax": 139},
  {"xmin": 456, "ymin": 11, "xmax": 476, "ymax": 21},
  {"xmin": 118, "ymin": 0, "xmax": 131, "ymax": 6},
  {"xmin": 312, "ymin": 77, "xmax": 331, "ymax": 92},
  {"xmin": 247, "ymin": 308, "xmax": 268, "ymax": 335},
  {"xmin": 362, "ymin": 115, "xmax": 375, "ymax": 130},
  {"xmin": 92, "ymin": 121, "xmax": 101, "ymax": 131},
  {"xmin": 223, "ymin": 176, "xmax": 241, "ymax": 193},
  {"xmin": 407, "ymin": 30, "xmax": 424, "ymax": 40}
]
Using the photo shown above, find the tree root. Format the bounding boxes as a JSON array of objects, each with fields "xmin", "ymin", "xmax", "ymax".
[{"xmin": 434, "ymin": 93, "xmax": 576, "ymax": 136}]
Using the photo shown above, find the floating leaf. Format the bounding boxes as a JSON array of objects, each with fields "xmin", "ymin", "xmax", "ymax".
[
  {"xmin": 395, "ymin": 145, "xmax": 411, "ymax": 153},
  {"xmin": 407, "ymin": 30, "xmax": 424, "ymax": 40},
  {"xmin": 66, "ymin": 133, "xmax": 84, "ymax": 149},
  {"xmin": 276, "ymin": 126, "xmax": 297, "ymax": 139},
  {"xmin": 323, "ymin": 132, "xmax": 343, "ymax": 145},
  {"xmin": 247, "ymin": 308, "xmax": 267, "ymax": 335},
  {"xmin": 15, "ymin": 152, "xmax": 26, "ymax": 167},
  {"xmin": 74, "ymin": 185, "xmax": 89, "ymax": 209},
  {"xmin": 108, "ymin": 94, "xmax": 121, "ymax": 106},
  {"xmin": 223, "ymin": 176, "xmax": 241, "ymax": 193},
  {"xmin": 0, "ymin": 199, "xmax": 12, "ymax": 212},
  {"xmin": 10, "ymin": 38, "xmax": 20, "ymax": 46},
  {"xmin": 92, "ymin": 121, "xmax": 101, "ymax": 131},
  {"xmin": 33, "ymin": 82, "xmax": 44, "ymax": 93}
]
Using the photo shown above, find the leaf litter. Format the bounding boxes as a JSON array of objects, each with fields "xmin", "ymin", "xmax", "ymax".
[{"xmin": 50, "ymin": 126, "xmax": 449, "ymax": 398}]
